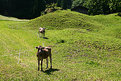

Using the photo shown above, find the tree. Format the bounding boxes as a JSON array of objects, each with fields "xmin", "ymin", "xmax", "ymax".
[
  {"xmin": 109, "ymin": 0, "xmax": 121, "ymax": 13},
  {"xmin": 45, "ymin": 0, "xmax": 57, "ymax": 4},
  {"xmin": 0, "ymin": 0, "xmax": 9, "ymax": 15},
  {"xmin": 33, "ymin": 0, "xmax": 46, "ymax": 18},
  {"xmin": 3, "ymin": 0, "xmax": 46, "ymax": 19},
  {"xmin": 72, "ymin": 0, "xmax": 85, "ymax": 8},
  {"xmin": 57, "ymin": 0, "xmax": 61, "ymax": 7},
  {"xmin": 88, "ymin": 0, "xmax": 110, "ymax": 15},
  {"xmin": 61, "ymin": 0, "xmax": 72, "ymax": 9}
]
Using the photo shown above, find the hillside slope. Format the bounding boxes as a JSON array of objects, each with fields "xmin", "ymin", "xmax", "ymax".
[
  {"xmin": 26, "ymin": 10, "xmax": 121, "ymax": 38},
  {"xmin": 90, "ymin": 14, "xmax": 121, "ymax": 39},
  {"xmin": 0, "ymin": 15, "xmax": 29, "ymax": 21},
  {"xmin": 27, "ymin": 10, "xmax": 102, "ymax": 30},
  {"xmin": 0, "ymin": 11, "xmax": 121, "ymax": 81}
]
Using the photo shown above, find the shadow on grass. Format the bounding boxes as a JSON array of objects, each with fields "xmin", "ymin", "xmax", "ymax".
[
  {"xmin": 43, "ymin": 37, "xmax": 49, "ymax": 39},
  {"xmin": 43, "ymin": 68, "xmax": 60, "ymax": 75}
]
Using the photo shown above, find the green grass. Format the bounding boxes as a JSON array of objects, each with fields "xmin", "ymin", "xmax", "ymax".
[
  {"xmin": 0, "ymin": 10, "xmax": 121, "ymax": 81},
  {"xmin": 90, "ymin": 14, "xmax": 121, "ymax": 39},
  {"xmin": 0, "ymin": 15, "xmax": 29, "ymax": 21},
  {"xmin": 25, "ymin": 10, "xmax": 102, "ymax": 30}
]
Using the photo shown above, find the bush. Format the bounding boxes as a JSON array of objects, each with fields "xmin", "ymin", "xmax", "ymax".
[{"xmin": 118, "ymin": 12, "xmax": 121, "ymax": 16}]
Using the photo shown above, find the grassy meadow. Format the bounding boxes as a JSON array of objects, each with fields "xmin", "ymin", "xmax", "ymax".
[{"xmin": 0, "ymin": 10, "xmax": 121, "ymax": 81}]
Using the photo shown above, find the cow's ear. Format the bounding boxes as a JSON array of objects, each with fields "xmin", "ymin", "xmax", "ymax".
[{"xmin": 36, "ymin": 47, "xmax": 38, "ymax": 49}]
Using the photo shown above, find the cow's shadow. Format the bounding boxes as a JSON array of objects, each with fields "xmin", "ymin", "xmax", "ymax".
[
  {"xmin": 43, "ymin": 68, "xmax": 60, "ymax": 75},
  {"xmin": 43, "ymin": 37, "xmax": 48, "ymax": 39}
]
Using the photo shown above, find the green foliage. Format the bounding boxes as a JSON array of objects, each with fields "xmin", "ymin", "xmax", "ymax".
[
  {"xmin": 57, "ymin": 0, "xmax": 61, "ymax": 7},
  {"xmin": 46, "ymin": 3, "xmax": 57, "ymax": 8},
  {"xmin": 72, "ymin": 0, "xmax": 121, "ymax": 15},
  {"xmin": 87, "ymin": 0, "xmax": 110, "ymax": 15},
  {"xmin": 118, "ymin": 12, "xmax": 121, "ymax": 16},
  {"xmin": 43, "ymin": 3, "xmax": 62, "ymax": 15},
  {"xmin": 32, "ymin": 0, "xmax": 46, "ymax": 18},
  {"xmin": 1, "ymin": 0, "xmax": 121, "ymax": 18},
  {"xmin": 72, "ymin": 0, "xmax": 86, "ymax": 8},
  {"xmin": 109, "ymin": 0, "xmax": 121, "ymax": 12},
  {"xmin": 57, "ymin": 0, "xmax": 72, "ymax": 9},
  {"xmin": 45, "ymin": 0, "xmax": 57, "ymax": 4}
]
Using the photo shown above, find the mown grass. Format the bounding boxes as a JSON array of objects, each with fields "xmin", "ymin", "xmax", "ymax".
[
  {"xmin": 0, "ymin": 10, "xmax": 121, "ymax": 81},
  {"xmin": 90, "ymin": 14, "xmax": 121, "ymax": 39},
  {"xmin": 25, "ymin": 10, "xmax": 102, "ymax": 31}
]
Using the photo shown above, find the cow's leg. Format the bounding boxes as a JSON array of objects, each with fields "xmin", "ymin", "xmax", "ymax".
[
  {"xmin": 43, "ymin": 32, "xmax": 45, "ymax": 37},
  {"xmin": 46, "ymin": 58, "xmax": 48, "ymax": 69},
  {"xmin": 38, "ymin": 59, "xmax": 40, "ymax": 71},
  {"xmin": 41, "ymin": 59, "xmax": 43, "ymax": 71},
  {"xmin": 50, "ymin": 55, "xmax": 52, "ymax": 69}
]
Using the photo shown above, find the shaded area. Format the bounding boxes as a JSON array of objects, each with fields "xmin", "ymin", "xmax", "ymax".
[
  {"xmin": 0, "ymin": 0, "xmax": 46, "ymax": 19},
  {"xmin": 43, "ymin": 68, "xmax": 60, "ymax": 75},
  {"xmin": 71, "ymin": 6, "xmax": 88, "ymax": 14},
  {"xmin": 43, "ymin": 37, "xmax": 49, "ymax": 39}
]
